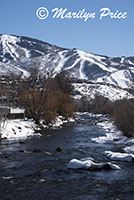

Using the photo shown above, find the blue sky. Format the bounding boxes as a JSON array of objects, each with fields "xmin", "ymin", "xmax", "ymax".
[{"xmin": 0, "ymin": 0, "xmax": 134, "ymax": 57}]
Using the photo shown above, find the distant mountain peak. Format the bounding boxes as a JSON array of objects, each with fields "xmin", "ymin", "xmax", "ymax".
[{"xmin": 0, "ymin": 34, "xmax": 20, "ymax": 43}]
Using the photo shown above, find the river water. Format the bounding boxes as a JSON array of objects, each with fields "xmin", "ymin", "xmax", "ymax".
[{"xmin": 0, "ymin": 114, "xmax": 134, "ymax": 200}]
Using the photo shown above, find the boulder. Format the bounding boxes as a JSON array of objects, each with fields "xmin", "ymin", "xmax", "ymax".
[
  {"xmin": 33, "ymin": 148, "xmax": 41, "ymax": 153},
  {"xmin": 56, "ymin": 146, "xmax": 64, "ymax": 152}
]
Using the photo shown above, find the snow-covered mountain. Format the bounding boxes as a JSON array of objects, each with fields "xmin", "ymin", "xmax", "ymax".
[{"xmin": 0, "ymin": 34, "xmax": 134, "ymax": 90}]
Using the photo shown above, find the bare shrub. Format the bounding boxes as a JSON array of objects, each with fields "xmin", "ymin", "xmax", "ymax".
[
  {"xmin": 90, "ymin": 94, "xmax": 113, "ymax": 114},
  {"xmin": 74, "ymin": 95, "xmax": 113, "ymax": 114},
  {"xmin": 56, "ymin": 90, "xmax": 74, "ymax": 118},
  {"xmin": 20, "ymin": 87, "xmax": 74, "ymax": 124},
  {"xmin": 112, "ymin": 99, "xmax": 134, "ymax": 137}
]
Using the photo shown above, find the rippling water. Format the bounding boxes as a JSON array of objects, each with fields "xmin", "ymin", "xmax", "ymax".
[{"xmin": 0, "ymin": 114, "xmax": 134, "ymax": 200}]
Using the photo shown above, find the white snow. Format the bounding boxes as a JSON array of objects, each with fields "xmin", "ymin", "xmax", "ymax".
[
  {"xmin": 79, "ymin": 59, "xmax": 87, "ymax": 79},
  {"xmin": 0, "ymin": 35, "xmax": 20, "ymax": 61},
  {"xmin": 124, "ymin": 146, "xmax": 134, "ymax": 154},
  {"xmin": 73, "ymin": 83, "xmax": 132, "ymax": 101},
  {"xmin": 120, "ymin": 57, "xmax": 125, "ymax": 64},
  {"xmin": 77, "ymin": 50, "xmax": 114, "ymax": 73},
  {"xmin": 1, "ymin": 35, "xmax": 20, "ymax": 45},
  {"xmin": 123, "ymin": 139, "xmax": 134, "ymax": 153},
  {"xmin": 13, "ymin": 66, "xmax": 30, "ymax": 78},
  {"xmin": 67, "ymin": 157, "xmax": 120, "ymax": 170},
  {"xmin": 23, "ymin": 48, "xmax": 31, "ymax": 58},
  {"xmin": 0, "ymin": 35, "xmax": 134, "ymax": 91},
  {"xmin": 105, "ymin": 70, "xmax": 132, "ymax": 88},
  {"xmin": 104, "ymin": 151, "xmax": 134, "ymax": 162},
  {"xmin": 0, "ymin": 114, "xmax": 75, "ymax": 140},
  {"xmin": 76, "ymin": 112, "xmax": 103, "ymax": 118},
  {"xmin": 50, "ymin": 116, "xmax": 65, "ymax": 129},
  {"xmin": 1, "ymin": 119, "xmax": 41, "ymax": 139},
  {"xmin": 54, "ymin": 51, "xmax": 68, "ymax": 73},
  {"xmin": 89, "ymin": 114, "xmax": 134, "ymax": 161},
  {"xmin": 41, "ymin": 116, "xmax": 75, "ymax": 129},
  {"xmin": 91, "ymin": 120, "xmax": 123, "ymax": 144},
  {"xmin": 10, "ymin": 107, "xmax": 25, "ymax": 114},
  {"xmin": 128, "ymin": 60, "xmax": 134, "ymax": 66},
  {"xmin": 67, "ymin": 158, "xmax": 94, "ymax": 169}
]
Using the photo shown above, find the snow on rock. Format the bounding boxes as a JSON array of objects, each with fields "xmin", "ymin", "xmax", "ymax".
[
  {"xmin": 123, "ymin": 139, "xmax": 134, "ymax": 153},
  {"xmin": 67, "ymin": 157, "xmax": 120, "ymax": 170},
  {"xmin": 124, "ymin": 138, "xmax": 134, "ymax": 146},
  {"xmin": 104, "ymin": 151, "xmax": 134, "ymax": 162},
  {"xmin": 123, "ymin": 144, "xmax": 134, "ymax": 154},
  {"xmin": 50, "ymin": 116, "xmax": 65, "ymax": 129},
  {"xmin": 40, "ymin": 116, "xmax": 75, "ymax": 129},
  {"xmin": 1, "ymin": 119, "xmax": 41, "ymax": 139},
  {"xmin": 67, "ymin": 158, "xmax": 94, "ymax": 169},
  {"xmin": 68, "ymin": 117, "xmax": 75, "ymax": 123},
  {"xmin": 76, "ymin": 112, "xmax": 103, "ymax": 118}
]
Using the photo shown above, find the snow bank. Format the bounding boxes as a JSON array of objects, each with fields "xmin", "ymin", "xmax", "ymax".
[
  {"xmin": 1, "ymin": 119, "xmax": 41, "ymax": 140},
  {"xmin": 67, "ymin": 157, "xmax": 120, "ymax": 170},
  {"xmin": 105, "ymin": 151, "xmax": 134, "ymax": 162},
  {"xmin": 91, "ymin": 120, "xmax": 124, "ymax": 144},
  {"xmin": 90, "ymin": 116, "xmax": 134, "ymax": 156},
  {"xmin": 1, "ymin": 115, "xmax": 75, "ymax": 140}
]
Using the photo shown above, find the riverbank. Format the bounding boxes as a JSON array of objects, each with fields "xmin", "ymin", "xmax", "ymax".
[
  {"xmin": 0, "ymin": 116, "xmax": 75, "ymax": 140},
  {"xmin": 0, "ymin": 119, "xmax": 41, "ymax": 140}
]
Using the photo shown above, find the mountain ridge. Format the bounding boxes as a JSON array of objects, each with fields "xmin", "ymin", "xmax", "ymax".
[{"xmin": 0, "ymin": 34, "xmax": 134, "ymax": 89}]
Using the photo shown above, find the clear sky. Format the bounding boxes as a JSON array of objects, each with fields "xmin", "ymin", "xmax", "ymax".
[{"xmin": 0, "ymin": 0, "xmax": 134, "ymax": 57}]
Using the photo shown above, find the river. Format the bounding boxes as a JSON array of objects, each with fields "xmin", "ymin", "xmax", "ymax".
[{"xmin": 0, "ymin": 113, "xmax": 134, "ymax": 200}]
